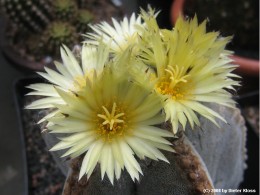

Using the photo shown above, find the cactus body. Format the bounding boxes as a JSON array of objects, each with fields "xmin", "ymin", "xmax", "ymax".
[
  {"xmin": 51, "ymin": 0, "xmax": 78, "ymax": 21},
  {"xmin": 40, "ymin": 21, "xmax": 78, "ymax": 57},
  {"xmin": 1, "ymin": 0, "xmax": 52, "ymax": 32},
  {"xmin": 74, "ymin": 9, "xmax": 94, "ymax": 33},
  {"xmin": 58, "ymin": 104, "xmax": 247, "ymax": 195},
  {"xmin": 1, "ymin": 0, "xmax": 123, "ymax": 69}
]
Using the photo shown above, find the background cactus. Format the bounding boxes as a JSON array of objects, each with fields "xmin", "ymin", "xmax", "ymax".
[
  {"xmin": 40, "ymin": 21, "xmax": 78, "ymax": 58},
  {"xmin": 1, "ymin": 0, "xmax": 52, "ymax": 32},
  {"xmin": 76, "ymin": 0, "xmax": 87, "ymax": 9},
  {"xmin": 51, "ymin": 0, "xmax": 78, "ymax": 21},
  {"xmin": 0, "ymin": 0, "xmax": 123, "ymax": 70},
  {"xmin": 74, "ymin": 9, "xmax": 94, "ymax": 33}
]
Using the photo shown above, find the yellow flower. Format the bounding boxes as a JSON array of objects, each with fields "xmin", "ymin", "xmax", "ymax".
[
  {"xmin": 45, "ymin": 69, "xmax": 174, "ymax": 184},
  {"xmin": 26, "ymin": 43, "xmax": 109, "ymax": 122},
  {"xmin": 133, "ymin": 10, "xmax": 239, "ymax": 134},
  {"xmin": 84, "ymin": 13, "xmax": 143, "ymax": 54}
]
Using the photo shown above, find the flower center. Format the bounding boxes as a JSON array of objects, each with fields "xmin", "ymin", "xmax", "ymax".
[
  {"xmin": 156, "ymin": 66, "xmax": 189, "ymax": 100},
  {"xmin": 98, "ymin": 102, "xmax": 125, "ymax": 130},
  {"xmin": 156, "ymin": 82, "xmax": 184, "ymax": 100},
  {"xmin": 97, "ymin": 102, "xmax": 127, "ymax": 141}
]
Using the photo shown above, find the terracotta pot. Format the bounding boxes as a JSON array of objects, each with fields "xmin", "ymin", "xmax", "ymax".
[{"xmin": 170, "ymin": 0, "xmax": 259, "ymax": 77}]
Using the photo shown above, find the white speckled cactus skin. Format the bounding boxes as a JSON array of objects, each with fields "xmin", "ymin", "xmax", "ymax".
[
  {"xmin": 43, "ymin": 104, "xmax": 247, "ymax": 195},
  {"xmin": 184, "ymin": 103, "xmax": 247, "ymax": 193},
  {"xmin": 1, "ymin": 0, "xmax": 52, "ymax": 32}
]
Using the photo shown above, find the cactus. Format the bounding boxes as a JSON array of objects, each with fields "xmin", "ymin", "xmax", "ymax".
[
  {"xmin": 51, "ymin": 0, "xmax": 78, "ymax": 21},
  {"xmin": 74, "ymin": 9, "xmax": 94, "ymax": 33},
  {"xmin": 40, "ymin": 21, "xmax": 78, "ymax": 58},
  {"xmin": 76, "ymin": 0, "xmax": 87, "ymax": 8},
  {"xmin": 1, "ymin": 0, "xmax": 123, "ymax": 69},
  {"xmin": 61, "ymin": 104, "xmax": 247, "ymax": 195},
  {"xmin": 1, "ymin": 0, "xmax": 52, "ymax": 32}
]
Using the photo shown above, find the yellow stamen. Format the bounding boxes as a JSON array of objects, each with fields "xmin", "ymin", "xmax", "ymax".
[
  {"xmin": 97, "ymin": 102, "xmax": 125, "ymax": 130},
  {"xmin": 165, "ymin": 66, "xmax": 189, "ymax": 88},
  {"xmin": 156, "ymin": 66, "xmax": 189, "ymax": 100}
]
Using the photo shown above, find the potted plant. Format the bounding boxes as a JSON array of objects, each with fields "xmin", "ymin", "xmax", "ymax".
[
  {"xmin": 22, "ymin": 8, "xmax": 249, "ymax": 194},
  {"xmin": 0, "ymin": 0, "xmax": 123, "ymax": 70}
]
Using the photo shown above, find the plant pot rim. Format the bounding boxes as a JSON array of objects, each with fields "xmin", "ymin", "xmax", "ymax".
[{"xmin": 170, "ymin": 0, "xmax": 259, "ymax": 77}]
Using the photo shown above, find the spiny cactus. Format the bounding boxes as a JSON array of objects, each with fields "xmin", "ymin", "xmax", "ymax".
[
  {"xmin": 61, "ymin": 105, "xmax": 247, "ymax": 195},
  {"xmin": 1, "ymin": 0, "xmax": 123, "ymax": 69},
  {"xmin": 76, "ymin": 0, "xmax": 87, "ymax": 8},
  {"xmin": 51, "ymin": 0, "xmax": 78, "ymax": 21},
  {"xmin": 40, "ymin": 21, "xmax": 78, "ymax": 58},
  {"xmin": 74, "ymin": 9, "xmax": 94, "ymax": 33},
  {"xmin": 1, "ymin": 0, "xmax": 52, "ymax": 32}
]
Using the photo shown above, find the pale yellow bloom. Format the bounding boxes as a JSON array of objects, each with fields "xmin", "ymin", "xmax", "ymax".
[
  {"xmin": 26, "ymin": 44, "xmax": 175, "ymax": 184},
  {"xmin": 45, "ymin": 69, "xmax": 174, "ymax": 184},
  {"xmin": 84, "ymin": 13, "xmax": 143, "ymax": 54},
  {"xmin": 25, "ymin": 7, "xmax": 240, "ymax": 185},
  {"xmin": 133, "ymin": 10, "xmax": 239, "ymax": 133},
  {"xmin": 26, "ymin": 43, "xmax": 109, "ymax": 122}
]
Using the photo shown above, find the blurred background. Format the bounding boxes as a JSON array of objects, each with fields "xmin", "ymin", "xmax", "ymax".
[{"xmin": 0, "ymin": 0, "xmax": 258, "ymax": 194}]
